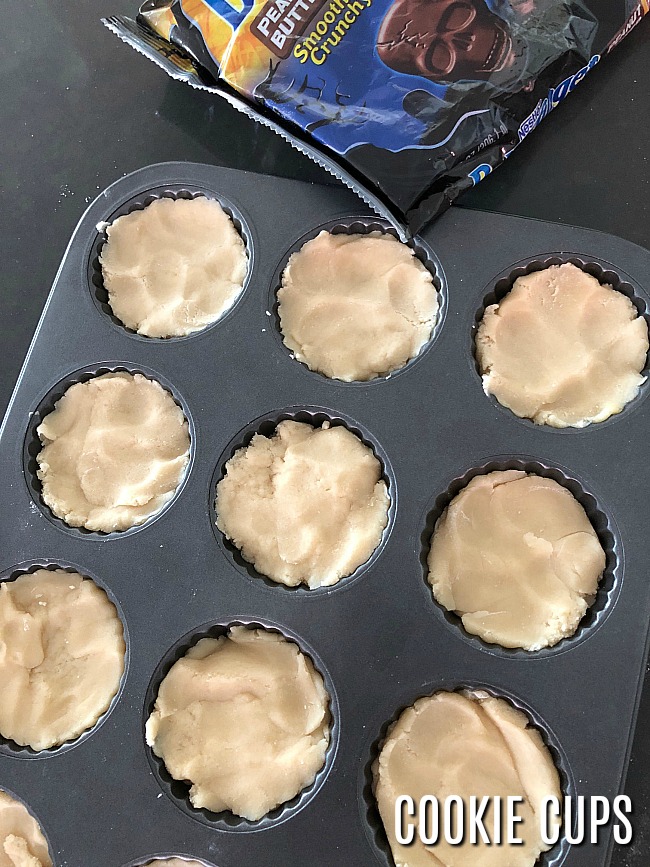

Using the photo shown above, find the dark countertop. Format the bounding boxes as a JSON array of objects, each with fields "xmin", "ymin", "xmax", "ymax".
[{"xmin": 1, "ymin": 2, "xmax": 648, "ymax": 864}]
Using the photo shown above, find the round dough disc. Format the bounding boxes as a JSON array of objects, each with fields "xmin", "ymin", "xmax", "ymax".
[
  {"xmin": 278, "ymin": 231, "xmax": 439, "ymax": 381},
  {"xmin": 0, "ymin": 569, "xmax": 125, "ymax": 750},
  {"xmin": 427, "ymin": 470, "xmax": 606, "ymax": 650},
  {"xmin": 146, "ymin": 626, "xmax": 330, "ymax": 821},
  {"xmin": 374, "ymin": 691, "xmax": 562, "ymax": 867},
  {"xmin": 215, "ymin": 420, "xmax": 390, "ymax": 588},
  {"xmin": 36, "ymin": 372, "xmax": 190, "ymax": 532},
  {"xmin": 476, "ymin": 263, "xmax": 648, "ymax": 427},
  {"xmin": 0, "ymin": 790, "xmax": 52, "ymax": 867},
  {"xmin": 100, "ymin": 196, "xmax": 247, "ymax": 338}
]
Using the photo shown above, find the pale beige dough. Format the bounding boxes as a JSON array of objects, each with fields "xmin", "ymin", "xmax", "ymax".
[
  {"xmin": 374, "ymin": 691, "xmax": 562, "ymax": 867},
  {"xmin": 0, "ymin": 791, "xmax": 52, "ymax": 867},
  {"xmin": 0, "ymin": 569, "xmax": 125, "ymax": 750},
  {"xmin": 215, "ymin": 420, "xmax": 390, "ymax": 588},
  {"xmin": 36, "ymin": 372, "xmax": 190, "ymax": 532},
  {"xmin": 100, "ymin": 196, "xmax": 247, "ymax": 338},
  {"xmin": 146, "ymin": 626, "xmax": 330, "ymax": 821},
  {"xmin": 278, "ymin": 231, "xmax": 439, "ymax": 381},
  {"xmin": 476, "ymin": 262, "xmax": 649, "ymax": 427},
  {"xmin": 427, "ymin": 470, "xmax": 606, "ymax": 650}
]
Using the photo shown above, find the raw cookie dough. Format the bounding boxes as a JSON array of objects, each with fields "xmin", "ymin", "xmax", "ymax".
[
  {"xmin": 0, "ymin": 791, "xmax": 52, "ymax": 867},
  {"xmin": 100, "ymin": 196, "xmax": 247, "ymax": 338},
  {"xmin": 146, "ymin": 626, "xmax": 330, "ymax": 820},
  {"xmin": 215, "ymin": 420, "xmax": 390, "ymax": 588},
  {"xmin": 36, "ymin": 372, "xmax": 190, "ymax": 532},
  {"xmin": 278, "ymin": 231, "xmax": 439, "ymax": 381},
  {"xmin": 427, "ymin": 470, "xmax": 606, "ymax": 650},
  {"xmin": 374, "ymin": 691, "xmax": 562, "ymax": 867},
  {"xmin": 0, "ymin": 569, "xmax": 125, "ymax": 750},
  {"xmin": 476, "ymin": 262, "xmax": 649, "ymax": 427}
]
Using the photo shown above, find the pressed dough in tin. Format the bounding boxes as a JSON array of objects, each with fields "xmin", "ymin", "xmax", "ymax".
[
  {"xmin": 427, "ymin": 470, "xmax": 606, "ymax": 650},
  {"xmin": 36, "ymin": 372, "xmax": 190, "ymax": 532},
  {"xmin": 476, "ymin": 263, "xmax": 648, "ymax": 427},
  {"xmin": 0, "ymin": 569, "xmax": 125, "ymax": 750},
  {"xmin": 374, "ymin": 690, "xmax": 562, "ymax": 867},
  {"xmin": 215, "ymin": 420, "xmax": 389, "ymax": 588},
  {"xmin": 0, "ymin": 791, "xmax": 52, "ymax": 867},
  {"xmin": 279, "ymin": 231, "xmax": 438, "ymax": 381},
  {"xmin": 146, "ymin": 627, "xmax": 330, "ymax": 820},
  {"xmin": 100, "ymin": 196, "xmax": 247, "ymax": 338}
]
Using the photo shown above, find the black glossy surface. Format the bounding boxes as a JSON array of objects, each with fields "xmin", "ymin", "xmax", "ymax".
[{"xmin": 0, "ymin": 2, "xmax": 649, "ymax": 865}]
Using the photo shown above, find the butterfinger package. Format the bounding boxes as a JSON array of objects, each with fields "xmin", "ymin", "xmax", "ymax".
[{"xmin": 104, "ymin": 0, "xmax": 648, "ymax": 233}]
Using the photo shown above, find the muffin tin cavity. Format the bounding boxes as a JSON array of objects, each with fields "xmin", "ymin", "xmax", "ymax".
[
  {"xmin": 121, "ymin": 856, "xmax": 218, "ymax": 867},
  {"xmin": 0, "ymin": 786, "xmax": 55, "ymax": 867},
  {"xmin": 269, "ymin": 217, "xmax": 447, "ymax": 384},
  {"xmin": 210, "ymin": 406, "xmax": 397, "ymax": 594},
  {"xmin": 0, "ymin": 560, "xmax": 129, "ymax": 759},
  {"xmin": 361, "ymin": 683, "xmax": 575, "ymax": 867},
  {"xmin": 143, "ymin": 618, "xmax": 339, "ymax": 832},
  {"xmin": 472, "ymin": 255, "xmax": 650, "ymax": 431},
  {"xmin": 23, "ymin": 363, "xmax": 194, "ymax": 538},
  {"xmin": 88, "ymin": 186, "xmax": 253, "ymax": 341},
  {"xmin": 420, "ymin": 457, "xmax": 621, "ymax": 659}
]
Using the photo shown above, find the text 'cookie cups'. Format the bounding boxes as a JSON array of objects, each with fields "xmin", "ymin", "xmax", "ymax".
[{"xmin": 362, "ymin": 684, "xmax": 574, "ymax": 867}]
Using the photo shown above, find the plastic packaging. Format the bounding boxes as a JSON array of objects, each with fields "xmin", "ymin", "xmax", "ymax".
[{"xmin": 104, "ymin": 0, "xmax": 648, "ymax": 232}]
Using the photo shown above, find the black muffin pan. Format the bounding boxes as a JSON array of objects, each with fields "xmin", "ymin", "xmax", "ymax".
[{"xmin": 0, "ymin": 162, "xmax": 649, "ymax": 867}]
